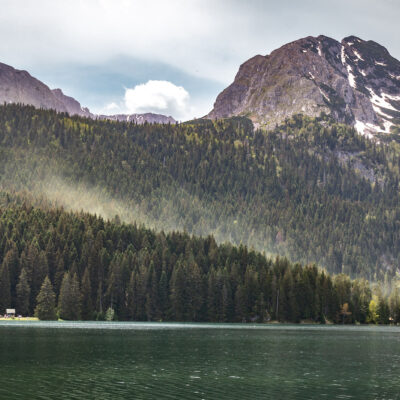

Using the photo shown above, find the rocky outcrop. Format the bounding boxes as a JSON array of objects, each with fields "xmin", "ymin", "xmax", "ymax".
[
  {"xmin": 52, "ymin": 88, "xmax": 92, "ymax": 118},
  {"xmin": 98, "ymin": 112, "xmax": 176, "ymax": 124},
  {"xmin": 207, "ymin": 35, "xmax": 400, "ymax": 137}
]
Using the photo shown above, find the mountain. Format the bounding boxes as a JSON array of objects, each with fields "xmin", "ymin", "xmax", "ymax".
[
  {"xmin": 0, "ymin": 62, "xmax": 92, "ymax": 118},
  {"xmin": 207, "ymin": 35, "xmax": 400, "ymax": 138},
  {"xmin": 0, "ymin": 61, "xmax": 176, "ymax": 124},
  {"xmin": 98, "ymin": 112, "xmax": 176, "ymax": 124}
]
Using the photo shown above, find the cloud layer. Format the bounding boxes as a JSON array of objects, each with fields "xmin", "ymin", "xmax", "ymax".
[
  {"xmin": 2, "ymin": 0, "xmax": 399, "ymax": 85},
  {"xmin": 102, "ymin": 80, "xmax": 192, "ymax": 120}
]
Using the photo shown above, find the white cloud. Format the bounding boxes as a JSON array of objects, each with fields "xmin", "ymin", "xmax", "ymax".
[
  {"xmin": 97, "ymin": 81, "xmax": 195, "ymax": 120},
  {"xmin": 124, "ymin": 80, "xmax": 189, "ymax": 118}
]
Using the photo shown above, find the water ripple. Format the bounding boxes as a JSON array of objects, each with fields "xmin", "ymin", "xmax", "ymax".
[{"xmin": 1, "ymin": 323, "xmax": 400, "ymax": 399}]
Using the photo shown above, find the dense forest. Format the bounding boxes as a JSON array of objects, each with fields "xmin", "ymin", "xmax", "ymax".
[
  {"xmin": 1, "ymin": 104, "xmax": 400, "ymax": 279},
  {"xmin": 0, "ymin": 196, "xmax": 399, "ymax": 323}
]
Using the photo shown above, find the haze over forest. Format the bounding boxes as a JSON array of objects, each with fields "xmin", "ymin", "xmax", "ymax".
[{"xmin": 0, "ymin": 0, "xmax": 400, "ymax": 325}]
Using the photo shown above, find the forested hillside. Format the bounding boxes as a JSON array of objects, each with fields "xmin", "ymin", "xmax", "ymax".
[
  {"xmin": 1, "ymin": 104, "xmax": 400, "ymax": 279},
  {"xmin": 0, "ymin": 196, "xmax": 399, "ymax": 323}
]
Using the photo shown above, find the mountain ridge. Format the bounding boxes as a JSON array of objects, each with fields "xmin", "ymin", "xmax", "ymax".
[
  {"xmin": 0, "ymin": 61, "xmax": 176, "ymax": 124},
  {"xmin": 207, "ymin": 35, "xmax": 400, "ymax": 138}
]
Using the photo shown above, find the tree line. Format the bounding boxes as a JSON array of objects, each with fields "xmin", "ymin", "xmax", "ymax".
[{"xmin": 0, "ymin": 199, "xmax": 399, "ymax": 323}]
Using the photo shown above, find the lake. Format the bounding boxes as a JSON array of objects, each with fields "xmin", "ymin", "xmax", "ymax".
[{"xmin": 0, "ymin": 322, "xmax": 400, "ymax": 399}]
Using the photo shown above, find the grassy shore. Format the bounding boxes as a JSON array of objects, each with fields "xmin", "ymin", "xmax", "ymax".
[{"xmin": 0, "ymin": 317, "xmax": 39, "ymax": 321}]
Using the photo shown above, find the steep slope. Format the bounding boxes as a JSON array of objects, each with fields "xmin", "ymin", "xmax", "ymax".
[
  {"xmin": 52, "ymin": 88, "xmax": 92, "ymax": 117},
  {"xmin": 4, "ymin": 195, "xmax": 393, "ymax": 323},
  {"xmin": 207, "ymin": 35, "xmax": 400, "ymax": 137},
  {"xmin": 0, "ymin": 61, "xmax": 176, "ymax": 124},
  {"xmin": 0, "ymin": 62, "xmax": 92, "ymax": 117},
  {"xmin": 1, "ymin": 104, "xmax": 400, "ymax": 278}
]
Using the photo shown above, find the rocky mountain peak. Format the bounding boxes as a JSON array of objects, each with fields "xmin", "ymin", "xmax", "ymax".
[{"xmin": 207, "ymin": 35, "xmax": 400, "ymax": 138}]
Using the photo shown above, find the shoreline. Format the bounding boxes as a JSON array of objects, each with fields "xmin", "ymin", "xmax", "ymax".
[{"xmin": 0, "ymin": 318, "xmax": 399, "ymax": 327}]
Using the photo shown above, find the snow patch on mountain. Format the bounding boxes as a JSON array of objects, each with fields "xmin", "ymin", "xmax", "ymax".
[
  {"xmin": 347, "ymin": 68, "xmax": 357, "ymax": 88},
  {"xmin": 353, "ymin": 50, "xmax": 364, "ymax": 61},
  {"xmin": 367, "ymin": 88, "xmax": 399, "ymax": 112},
  {"xmin": 382, "ymin": 119, "xmax": 394, "ymax": 133},
  {"xmin": 355, "ymin": 120, "xmax": 379, "ymax": 138},
  {"xmin": 318, "ymin": 87, "xmax": 330, "ymax": 102},
  {"xmin": 340, "ymin": 46, "xmax": 346, "ymax": 66}
]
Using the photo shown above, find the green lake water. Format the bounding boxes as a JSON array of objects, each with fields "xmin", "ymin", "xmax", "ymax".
[{"xmin": 1, "ymin": 322, "xmax": 400, "ymax": 399}]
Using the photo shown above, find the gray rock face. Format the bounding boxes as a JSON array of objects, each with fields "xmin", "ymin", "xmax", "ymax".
[
  {"xmin": 0, "ymin": 62, "xmax": 78, "ymax": 114},
  {"xmin": 0, "ymin": 61, "xmax": 176, "ymax": 124},
  {"xmin": 52, "ymin": 88, "xmax": 92, "ymax": 118},
  {"xmin": 98, "ymin": 113, "xmax": 176, "ymax": 124},
  {"xmin": 207, "ymin": 35, "xmax": 400, "ymax": 137}
]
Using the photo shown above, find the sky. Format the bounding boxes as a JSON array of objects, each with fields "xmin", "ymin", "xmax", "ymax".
[{"xmin": 0, "ymin": 0, "xmax": 399, "ymax": 121}]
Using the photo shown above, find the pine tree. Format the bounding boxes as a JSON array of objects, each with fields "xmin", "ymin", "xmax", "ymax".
[
  {"xmin": 54, "ymin": 256, "xmax": 65, "ymax": 297},
  {"xmin": 145, "ymin": 263, "xmax": 157, "ymax": 321},
  {"xmin": 126, "ymin": 271, "xmax": 137, "ymax": 320},
  {"xmin": 105, "ymin": 255, "xmax": 124, "ymax": 318},
  {"xmin": 170, "ymin": 263, "xmax": 186, "ymax": 321},
  {"xmin": 221, "ymin": 279, "xmax": 233, "ymax": 322},
  {"xmin": 377, "ymin": 297, "xmax": 390, "ymax": 324},
  {"xmin": 23, "ymin": 243, "xmax": 41, "ymax": 308},
  {"xmin": 58, "ymin": 272, "xmax": 81, "ymax": 320},
  {"xmin": 0, "ymin": 261, "xmax": 11, "ymax": 314},
  {"xmin": 16, "ymin": 268, "xmax": 31, "ymax": 316},
  {"xmin": 2, "ymin": 245, "xmax": 19, "ymax": 309},
  {"xmin": 96, "ymin": 281, "xmax": 104, "ymax": 317},
  {"xmin": 234, "ymin": 284, "xmax": 247, "ymax": 322},
  {"xmin": 35, "ymin": 276, "xmax": 57, "ymax": 320},
  {"xmin": 158, "ymin": 269, "xmax": 168, "ymax": 320},
  {"xmin": 207, "ymin": 269, "xmax": 217, "ymax": 321},
  {"xmin": 185, "ymin": 262, "xmax": 203, "ymax": 321},
  {"xmin": 81, "ymin": 267, "xmax": 93, "ymax": 320}
]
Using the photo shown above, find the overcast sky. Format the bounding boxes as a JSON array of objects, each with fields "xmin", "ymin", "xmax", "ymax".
[{"xmin": 1, "ymin": 0, "xmax": 399, "ymax": 120}]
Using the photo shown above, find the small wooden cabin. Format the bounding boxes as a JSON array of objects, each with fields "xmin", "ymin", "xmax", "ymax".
[{"xmin": 6, "ymin": 309, "xmax": 15, "ymax": 318}]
